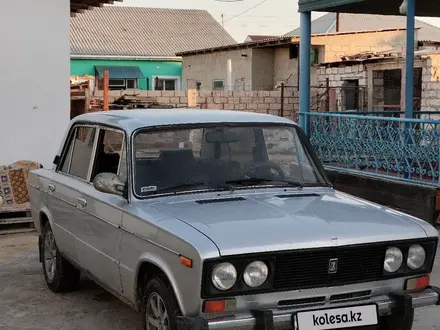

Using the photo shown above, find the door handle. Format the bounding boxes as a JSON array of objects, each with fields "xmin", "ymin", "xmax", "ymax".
[
  {"xmin": 48, "ymin": 184, "xmax": 56, "ymax": 193},
  {"xmin": 77, "ymin": 197, "xmax": 87, "ymax": 208}
]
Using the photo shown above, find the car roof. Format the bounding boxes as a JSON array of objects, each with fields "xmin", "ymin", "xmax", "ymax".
[{"xmin": 71, "ymin": 109, "xmax": 297, "ymax": 133}]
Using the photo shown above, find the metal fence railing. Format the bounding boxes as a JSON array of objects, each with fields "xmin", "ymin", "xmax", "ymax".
[
  {"xmin": 325, "ymin": 110, "xmax": 440, "ymax": 120},
  {"xmin": 305, "ymin": 112, "xmax": 440, "ymax": 187}
]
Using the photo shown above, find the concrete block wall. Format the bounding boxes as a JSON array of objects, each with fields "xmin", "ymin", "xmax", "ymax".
[
  {"xmin": 421, "ymin": 56, "xmax": 440, "ymax": 110},
  {"xmin": 92, "ymin": 90, "xmax": 301, "ymax": 121},
  {"xmin": 315, "ymin": 64, "xmax": 368, "ymax": 111}
]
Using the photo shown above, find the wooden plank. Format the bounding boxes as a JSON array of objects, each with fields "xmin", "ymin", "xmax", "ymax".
[
  {"xmin": 103, "ymin": 70, "xmax": 109, "ymax": 111},
  {"xmin": 0, "ymin": 227, "xmax": 35, "ymax": 236}
]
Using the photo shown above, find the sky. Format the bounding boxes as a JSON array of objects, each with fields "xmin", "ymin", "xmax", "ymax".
[{"xmin": 115, "ymin": 0, "xmax": 440, "ymax": 43}]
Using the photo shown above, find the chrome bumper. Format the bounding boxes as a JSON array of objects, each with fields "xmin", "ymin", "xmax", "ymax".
[{"xmin": 177, "ymin": 286, "xmax": 440, "ymax": 330}]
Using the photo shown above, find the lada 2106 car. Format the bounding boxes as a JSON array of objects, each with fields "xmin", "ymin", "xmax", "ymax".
[{"xmin": 27, "ymin": 109, "xmax": 440, "ymax": 330}]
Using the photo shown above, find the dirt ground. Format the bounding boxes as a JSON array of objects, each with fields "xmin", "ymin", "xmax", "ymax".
[{"xmin": 0, "ymin": 232, "xmax": 439, "ymax": 330}]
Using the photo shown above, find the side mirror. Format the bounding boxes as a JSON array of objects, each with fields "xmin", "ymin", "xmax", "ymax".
[{"xmin": 93, "ymin": 173, "xmax": 125, "ymax": 197}]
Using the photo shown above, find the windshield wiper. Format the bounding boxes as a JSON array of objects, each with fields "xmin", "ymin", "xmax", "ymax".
[
  {"xmin": 225, "ymin": 178, "xmax": 304, "ymax": 188},
  {"xmin": 153, "ymin": 181, "xmax": 231, "ymax": 194}
]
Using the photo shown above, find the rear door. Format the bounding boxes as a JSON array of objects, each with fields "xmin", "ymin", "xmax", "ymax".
[{"xmin": 47, "ymin": 125, "xmax": 98, "ymax": 262}]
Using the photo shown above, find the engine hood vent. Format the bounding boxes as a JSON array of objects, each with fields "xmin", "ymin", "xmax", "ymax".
[
  {"xmin": 196, "ymin": 197, "xmax": 246, "ymax": 204},
  {"xmin": 276, "ymin": 193, "xmax": 320, "ymax": 198}
]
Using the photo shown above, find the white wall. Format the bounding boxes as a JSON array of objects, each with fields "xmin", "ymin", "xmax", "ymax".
[
  {"xmin": 0, "ymin": 0, "xmax": 70, "ymax": 168},
  {"xmin": 181, "ymin": 49, "xmax": 253, "ymax": 91}
]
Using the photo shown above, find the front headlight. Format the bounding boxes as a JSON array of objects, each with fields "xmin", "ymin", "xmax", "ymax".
[
  {"xmin": 384, "ymin": 247, "xmax": 403, "ymax": 273},
  {"xmin": 211, "ymin": 262, "xmax": 237, "ymax": 290},
  {"xmin": 407, "ymin": 244, "xmax": 426, "ymax": 270},
  {"xmin": 243, "ymin": 261, "xmax": 269, "ymax": 287}
]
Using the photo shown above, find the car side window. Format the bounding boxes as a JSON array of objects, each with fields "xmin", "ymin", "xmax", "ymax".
[
  {"xmin": 91, "ymin": 129, "xmax": 126, "ymax": 183},
  {"xmin": 59, "ymin": 126, "xmax": 97, "ymax": 180},
  {"xmin": 60, "ymin": 132, "xmax": 74, "ymax": 173}
]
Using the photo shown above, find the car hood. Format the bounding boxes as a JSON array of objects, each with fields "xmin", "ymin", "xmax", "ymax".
[{"xmin": 150, "ymin": 189, "xmax": 430, "ymax": 256}]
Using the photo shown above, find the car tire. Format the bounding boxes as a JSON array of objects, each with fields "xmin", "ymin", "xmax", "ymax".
[
  {"xmin": 142, "ymin": 276, "xmax": 181, "ymax": 330},
  {"xmin": 380, "ymin": 308, "xmax": 414, "ymax": 330},
  {"xmin": 41, "ymin": 222, "xmax": 80, "ymax": 293}
]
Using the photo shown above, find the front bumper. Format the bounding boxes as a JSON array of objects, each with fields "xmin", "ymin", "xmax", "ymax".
[{"xmin": 177, "ymin": 286, "xmax": 440, "ymax": 330}]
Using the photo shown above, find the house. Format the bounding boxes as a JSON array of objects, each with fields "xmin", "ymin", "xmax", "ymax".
[
  {"xmin": 177, "ymin": 28, "xmax": 410, "ymax": 91},
  {"xmin": 315, "ymin": 50, "xmax": 440, "ymax": 112},
  {"xmin": 70, "ymin": 6, "xmax": 236, "ymax": 91},
  {"xmin": 284, "ymin": 12, "xmax": 440, "ymax": 49},
  {"xmin": 0, "ymin": 0, "xmax": 119, "ymax": 168}
]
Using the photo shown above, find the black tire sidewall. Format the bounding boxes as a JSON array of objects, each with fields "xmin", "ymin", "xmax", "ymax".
[
  {"xmin": 142, "ymin": 277, "xmax": 181, "ymax": 330},
  {"xmin": 41, "ymin": 222, "xmax": 61, "ymax": 288},
  {"xmin": 41, "ymin": 222, "xmax": 80, "ymax": 292}
]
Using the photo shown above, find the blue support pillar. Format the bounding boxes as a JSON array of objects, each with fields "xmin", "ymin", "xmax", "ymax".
[
  {"xmin": 299, "ymin": 11, "xmax": 312, "ymax": 135},
  {"xmin": 405, "ymin": 0, "xmax": 415, "ymax": 119},
  {"xmin": 404, "ymin": 0, "xmax": 416, "ymax": 179}
]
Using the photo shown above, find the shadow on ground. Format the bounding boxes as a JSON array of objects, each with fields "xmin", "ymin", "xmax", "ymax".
[{"xmin": 0, "ymin": 232, "xmax": 439, "ymax": 330}]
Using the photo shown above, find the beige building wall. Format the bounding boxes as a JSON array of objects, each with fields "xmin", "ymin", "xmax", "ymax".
[
  {"xmin": 252, "ymin": 48, "xmax": 275, "ymax": 90},
  {"xmin": 292, "ymin": 29, "xmax": 409, "ymax": 63},
  {"xmin": 181, "ymin": 48, "xmax": 253, "ymax": 91},
  {"xmin": 273, "ymin": 47, "xmax": 321, "ymax": 88},
  {"xmin": 181, "ymin": 29, "xmax": 411, "ymax": 94},
  {"xmin": 273, "ymin": 47, "xmax": 298, "ymax": 87}
]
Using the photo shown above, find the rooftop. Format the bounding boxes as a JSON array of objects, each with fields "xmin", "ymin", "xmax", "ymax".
[
  {"xmin": 70, "ymin": 6, "xmax": 237, "ymax": 58},
  {"xmin": 176, "ymin": 28, "xmax": 406, "ymax": 56},
  {"xmin": 244, "ymin": 35, "xmax": 280, "ymax": 42},
  {"xmin": 284, "ymin": 13, "xmax": 440, "ymax": 43},
  {"xmin": 72, "ymin": 109, "xmax": 294, "ymax": 133},
  {"xmin": 176, "ymin": 36, "xmax": 293, "ymax": 56},
  {"xmin": 297, "ymin": 0, "xmax": 440, "ymax": 17},
  {"xmin": 70, "ymin": 0, "xmax": 121, "ymax": 15}
]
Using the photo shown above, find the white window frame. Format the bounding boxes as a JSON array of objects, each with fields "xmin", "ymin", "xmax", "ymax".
[
  {"xmin": 108, "ymin": 78, "xmax": 138, "ymax": 90},
  {"xmin": 125, "ymin": 78, "xmax": 138, "ymax": 89},
  {"xmin": 152, "ymin": 75, "xmax": 181, "ymax": 91},
  {"xmin": 212, "ymin": 79, "xmax": 225, "ymax": 90}
]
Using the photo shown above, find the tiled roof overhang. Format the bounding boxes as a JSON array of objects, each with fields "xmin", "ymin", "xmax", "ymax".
[{"xmin": 71, "ymin": 0, "xmax": 122, "ymax": 15}]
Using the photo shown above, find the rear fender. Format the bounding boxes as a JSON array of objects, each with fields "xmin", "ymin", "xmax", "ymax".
[{"xmin": 37, "ymin": 206, "xmax": 55, "ymax": 263}]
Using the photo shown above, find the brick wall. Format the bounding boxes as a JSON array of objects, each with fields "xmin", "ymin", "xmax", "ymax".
[{"xmin": 93, "ymin": 90, "xmax": 301, "ymax": 121}]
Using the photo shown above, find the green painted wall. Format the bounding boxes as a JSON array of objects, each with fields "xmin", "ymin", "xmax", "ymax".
[{"xmin": 70, "ymin": 59, "xmax": 182, "ymax": 90}]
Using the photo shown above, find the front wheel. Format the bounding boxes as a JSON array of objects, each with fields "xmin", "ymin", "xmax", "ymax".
[
  {"xmin": 142, "ymin": 276, "xmax": 181, "ymax": 330},
  {"xmin": 380, "ymin": 308, "xmax": 414, "ymax": 330},
  {"xmin": 41, "ymin": 222, "xmax": 80, "ymax": 293}
]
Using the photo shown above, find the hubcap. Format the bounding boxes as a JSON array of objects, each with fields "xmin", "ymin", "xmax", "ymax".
[
  {"xmin": 146, "ymin": 292, "xmax": 169, "ymax": 330},
  {"xmin": 43, "ymin": 231, "xmax": 57, "ymax": 281}
]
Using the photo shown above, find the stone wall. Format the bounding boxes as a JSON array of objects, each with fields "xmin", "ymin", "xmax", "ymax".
[{"xmin": 93, "ymin": 90, "xmax": 301, "ymax": 121}]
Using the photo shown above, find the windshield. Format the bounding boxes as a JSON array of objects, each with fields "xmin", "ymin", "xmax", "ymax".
[{"xmin": 133, "ymin": 124, "xmax": 328, "ymax": 196}]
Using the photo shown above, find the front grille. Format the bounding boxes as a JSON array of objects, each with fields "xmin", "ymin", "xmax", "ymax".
[{"xmin": 274, "ymin": 244, "xmax": 386, "ymax": 290}]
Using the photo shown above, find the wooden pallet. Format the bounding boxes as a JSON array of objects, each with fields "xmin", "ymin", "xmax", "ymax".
[{"xmin": 0, "ymin": 207, "xmax": 34, "ymax": 235}]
